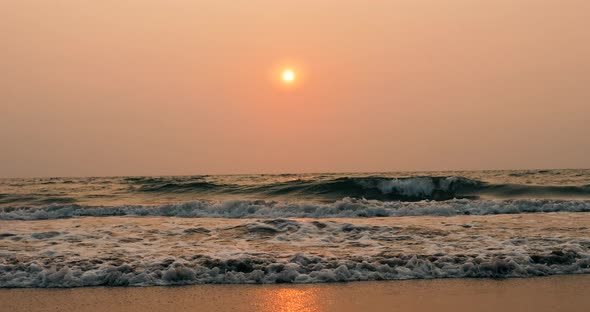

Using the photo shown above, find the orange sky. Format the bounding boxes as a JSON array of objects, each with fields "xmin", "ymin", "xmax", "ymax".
[{"xmin": 1, "ymin": 1, "xmax": 589, "ymax": 177}]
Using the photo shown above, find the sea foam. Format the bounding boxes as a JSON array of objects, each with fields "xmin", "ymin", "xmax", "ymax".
[
  {"xmin": 2, "ymin": 198, "xmax": 590, "ymax": 220},
  {"xmin": 1, "ymin": 215, "xmax": 590, "ymax": 287}
]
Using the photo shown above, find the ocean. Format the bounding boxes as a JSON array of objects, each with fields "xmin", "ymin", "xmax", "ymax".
[{"xmin": 1, "ymin": 169, "xmax": 590, "ymax": 287}]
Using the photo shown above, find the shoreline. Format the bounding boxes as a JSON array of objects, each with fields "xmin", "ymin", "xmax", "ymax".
[
  {"xmin": 0, "ymin": 272, "xmax": 588, "ymax": 289},
  {"xmin": 2, "ymin": 275, "xmax": 590, "ymax": 312}
]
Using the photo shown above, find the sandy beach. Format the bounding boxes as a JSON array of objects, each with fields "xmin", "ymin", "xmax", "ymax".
[{"xmin": 1, "ymin": 275, "xmax": 589, "ymax": 312}]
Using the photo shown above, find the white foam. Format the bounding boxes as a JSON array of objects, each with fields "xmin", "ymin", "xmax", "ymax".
[
  {"xmin": 376, "ymin": 178, "xmax": 436, "ymax": 197},
  {"xmin": 1, "ymin": 214, "xmax": 590, "ymax": 287},
  {"xmin": 2, "ymin": 198, "xmax": 590, "ymax": 220},
  {"xmin": 1, "ymin": 245, "xmax": 588, "ymax": 287}
]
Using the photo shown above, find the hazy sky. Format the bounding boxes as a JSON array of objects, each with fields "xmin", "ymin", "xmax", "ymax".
[{"xmin": 1, "ymin": 1, "xmax": 589, "ymax": 177}]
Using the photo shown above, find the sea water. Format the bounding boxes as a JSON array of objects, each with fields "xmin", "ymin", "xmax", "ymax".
[{"xmin": 1, "ymin": 169, "xmax": 589, "ymax": 287}]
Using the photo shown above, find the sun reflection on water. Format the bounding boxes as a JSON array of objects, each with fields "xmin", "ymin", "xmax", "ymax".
[{"xmin": 255, "ymin": 287, "xmax": 323, "ymax": 312}]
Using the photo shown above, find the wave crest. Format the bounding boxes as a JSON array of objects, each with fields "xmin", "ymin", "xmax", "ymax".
[{"xmin": 129, "ymin": 176, "xmax": 482, "ymax": 201}]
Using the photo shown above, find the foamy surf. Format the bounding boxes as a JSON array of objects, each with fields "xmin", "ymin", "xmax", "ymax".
[
  {"xmin": 2, "ymin": 170, "xmax": 590, "ymax": 288},
  {"xmin": 1, "ymin": 214, "xmax": 589, "ymax": 287},
  {"xmin": 2, "ymin": 198, "xmax": 590, "ymax": 220}
]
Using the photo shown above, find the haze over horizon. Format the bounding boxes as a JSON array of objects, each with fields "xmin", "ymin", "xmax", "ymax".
[
  {"xmin": 2, "ymin": 1, "xmax": 589, "ymax": 178},
  {"xmin": 3, "ymin": 167, "xmax": 590, "ymax": 180}
]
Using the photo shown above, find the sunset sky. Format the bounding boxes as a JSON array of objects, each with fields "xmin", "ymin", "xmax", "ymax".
[{"xmin": 1, "ymin": 1, "xmax": 589, "ymax": 177}]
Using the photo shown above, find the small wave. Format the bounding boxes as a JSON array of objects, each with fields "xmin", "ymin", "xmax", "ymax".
[
  {"xmin": 0, "ymin": 195, "xmax": 77, "ymax": 206},
  {"xmin": 135, "ymin": 181, "xmax": 222, "ymax": 193},
  {"xmin": 2, "ymin": 198, "xmax": 590, "ymax": 220},
  {"xmin": 480, "ymin": 184, "xmax": 590, "ymax": 198}
]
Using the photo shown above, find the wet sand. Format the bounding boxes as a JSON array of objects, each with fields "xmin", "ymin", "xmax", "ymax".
[{"xmin": 1, "ymin": 275, "xmax": 589, "ymax": 312}]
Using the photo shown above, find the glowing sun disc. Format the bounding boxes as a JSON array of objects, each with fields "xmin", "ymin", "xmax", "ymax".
[{"xmin": 282, "ymin": 69, "xmax": 295, "ymax": 82}]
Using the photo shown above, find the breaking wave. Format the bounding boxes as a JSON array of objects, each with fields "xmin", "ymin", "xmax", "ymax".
[
  {"xmin": 2, "ymin": 198, "xmax": 590, "ymax": 220},
  {"xmin": 130, "ymin": 176, "xmax": 482, "ymax": 201},
  {"xmin": 2, "ymin": 251, "xmax": 589, "ymax": 287},
  {"xmin": 3, "ymin": 173, "xmax": 590, "ymax": 209},
  {"xmin": 128, "ymin": 175, "xmax": 590, "ymax": 201}
]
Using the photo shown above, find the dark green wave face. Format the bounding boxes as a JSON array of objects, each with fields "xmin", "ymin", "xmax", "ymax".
[{"xmin": 2, "ymin": 169, "xmax": 590, "ymax": 208}]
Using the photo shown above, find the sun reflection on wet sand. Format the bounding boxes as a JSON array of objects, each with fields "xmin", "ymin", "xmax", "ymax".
[{"xmin": 254, "ymin": 286, "xmax": 324, "ymax": 312}]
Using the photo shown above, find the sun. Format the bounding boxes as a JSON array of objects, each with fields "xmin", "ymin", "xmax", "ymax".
[
  {"xmin": 270, "ymin": 64, "xmax": 303, "ymax": 88},
  {"xmin": 282, "ymin": 69, "xmax": 295, "ymax": 83}
]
